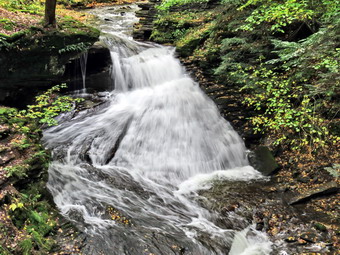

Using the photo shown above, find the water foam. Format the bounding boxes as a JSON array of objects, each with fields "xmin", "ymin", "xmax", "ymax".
[{"xmin": 44, "ymin": 5, "xmax": 272, "ymax": 254}]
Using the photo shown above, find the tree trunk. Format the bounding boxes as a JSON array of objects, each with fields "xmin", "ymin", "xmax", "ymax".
[{"xmin": 44, "ymin": 0, "xmax": 57, "ymax": 27}]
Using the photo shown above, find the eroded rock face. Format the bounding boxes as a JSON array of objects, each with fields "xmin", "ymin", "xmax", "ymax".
[
  {"xmin": 289, "ymin": 181, "xmax": 339, "ymax": 205},
  {"xmin": 0, "ymin": 28, "xmax": 109, "ymax": 107},
  {"xmin": 133, "ymin": 0, "xmax": 161, "ymax": 41},
  {"xmin": 63, "ymin": 41, "xmax": 113, "ymax": 93}
]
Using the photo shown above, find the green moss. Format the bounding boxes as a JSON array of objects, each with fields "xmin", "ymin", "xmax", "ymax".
[
  {"xmin": 0, "ymin": 0, "xmax": 44, "ymax": 15},
  {"xmin": 176, "ymin": 21, "xmax": 214, "ymax": 57},
  {"xmin": 0, "ymin": 17, "xmax": 99, "ymax": 53},
  {"xmin": 0, "ymin": 19, "xmax": 15, "ymax": 31},
  {"xmin": 151, "ymin": 10, "xmax": 215, "ymax": 44}
]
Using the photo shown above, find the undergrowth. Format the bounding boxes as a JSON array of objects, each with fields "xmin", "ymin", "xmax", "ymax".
[
  {"xmin": 0, "ymin": 84, "xmax": 82, "ymax": 254},
  {"xmin": 153, "ymin": 0, "xmax": 340, "ymax": 153}
]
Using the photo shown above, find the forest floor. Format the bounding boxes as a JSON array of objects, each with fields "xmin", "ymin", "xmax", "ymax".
[{"xmin": 0, "ymin": 0, "xmax": 139, "ymax": 36}]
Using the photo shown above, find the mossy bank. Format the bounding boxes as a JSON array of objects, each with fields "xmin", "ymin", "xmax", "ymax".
[{"xmin": 0, "ymin": 20, "xmax": 100, "ymax": 107}]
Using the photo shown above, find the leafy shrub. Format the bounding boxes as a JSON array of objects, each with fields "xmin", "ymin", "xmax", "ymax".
[
  {"xmin": 157, "ymin": 0, "xmax": 209, "ymax": 12},
  {"xmin": 238, "ymin": 0, "xmax": 314, "ymax": 33},
  {"xmin": 241, "ymin": 65, "xmax": 338, "ymax": 151},
  {"xmin": 16, "ymin": 84, "xmax": 82, "ymax": 127},
  {"xmin": 267, "ymin": 24, "xmax": 340, "ymax": 100},
  {"xmin": 237, "ymin": 0, "xmax": 340, "ymax": 33}
]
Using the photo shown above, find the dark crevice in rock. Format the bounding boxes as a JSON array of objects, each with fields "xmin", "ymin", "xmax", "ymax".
[
  {"xmin": 105, "ymin": 116, "xmax": 133, "ymax": 165},
  {"xmin": 289, "ymin": 182, "xmax": 339, "ymax": 205},
  {"xmin": 0, "ymin": 32, "xmax": 113, "ymax": 107}
]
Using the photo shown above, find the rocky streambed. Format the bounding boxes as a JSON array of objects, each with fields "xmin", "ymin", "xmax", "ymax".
[{"xmin": 0, "ymin": 2, "xmax": 338, "ymax": 255}]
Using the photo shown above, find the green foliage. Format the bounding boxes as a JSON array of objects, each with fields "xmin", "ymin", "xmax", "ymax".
[
  {"xmin": 215, "ymin": 36, "xmax": 270, "ymax": 83},
  {"xmin": 9, "ymin": 200, "xmax": 25, "ymax": 211},
  {"xmin": 241, "ymin": 66, "xmax": 337, "ymax": 150},
  {"xmin": 0, "ymin": 107, "xmax": 17, "ymax": 123},
  {"xmin": 0, "ymin": 244, "xmax": 12, "ymax": 255},
  {"xmin": 0, "ymin": 34, "xmax": 11, "ymax": 50},
  {"xmin": 151, "ymin": 11, "xmax": 213, "ymax": 43},
  {"xmin": 8, "ymin": 191, "xmax": 58, "ymax": 254},
  {"xmin": 221, "ymin": 0, "xmax": 244, "ymax": 4},
  {"xmin": 267, "ymin": 25, "xmax": 340, "ymax": 99},
  {"xmin": 1, "ymin": 85, "xmax": 80, "ymax": 180},
  {"xmin": 157, "ymin": 0, "xmax": 209, "ymax": 12},
  {"xmin": 4, "ymin": 147, "xmax": 49, "ymax": 178},
  {"xmin": 16, "ymin": 84, "xmax": 82, "ymax": 127},
  {"xmin": 0, "ymin": 0, "xmax": 44, "ymax": 15},
  {"xmin": 152, "ymin": 0, "xmax": 339, "ymax": 153},
  {"xmin": 238, "ymin": 0, "xmax": 313, "ymax": 33},
  {"xmin": 4, "ymin": 164, "xmax": 30, "ymax": 178},
  {"xmin": 237, "ymin": 0, "xmax": 340, "ymax": 33},
  {"xmin": 58, "ymin": 41, "xmax": 91, "ymax": 54}
]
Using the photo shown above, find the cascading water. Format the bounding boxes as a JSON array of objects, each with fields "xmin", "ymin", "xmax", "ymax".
[
  {"xmin": 44, "ymin": 5, "xmax": 272, "ymax": 254},
  {"xmin": 80, "ymin": 51, "xmax": 88, "ymax": 91}
]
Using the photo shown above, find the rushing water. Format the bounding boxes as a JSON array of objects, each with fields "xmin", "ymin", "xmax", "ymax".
[{"xmin": 44, "ymin": 5, "xmax": 272, "ymax": 254}]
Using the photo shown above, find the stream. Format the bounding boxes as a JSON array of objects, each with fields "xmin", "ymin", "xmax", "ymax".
[{"xmin": 44, "ymin": 5, "xmax": 273, "ymax": 254}]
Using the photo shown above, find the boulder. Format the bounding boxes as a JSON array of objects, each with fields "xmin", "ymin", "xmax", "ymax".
[
  {"xmin": 248, "ymin": 146, "xmax": 279, "ymax": 176},
  {"xmin": 289, "ymin": 182, "xmax": 339, "ymax": 205}
]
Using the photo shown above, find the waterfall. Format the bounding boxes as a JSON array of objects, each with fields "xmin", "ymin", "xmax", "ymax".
[
  {"xmin": 80, "ymin": 51, "xmax": 88, "ymax": 92},
  {"xmin": 44, "ymin": 5, "xmax": 272, "ymax": 255}
]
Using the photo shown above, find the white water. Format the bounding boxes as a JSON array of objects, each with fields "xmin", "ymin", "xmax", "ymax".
[
  {"xmin": 44, "ymin": 5, "xmax": 272, "ymax": 254},
  {"xmin": 80, "ymin": 51, "xmax": 88, "ymax": 91}
]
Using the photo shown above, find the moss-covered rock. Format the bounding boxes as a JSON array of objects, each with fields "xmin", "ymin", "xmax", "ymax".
[{"xmin": 0, "ymin": 20, "xmax": 100, "ymax": 106}]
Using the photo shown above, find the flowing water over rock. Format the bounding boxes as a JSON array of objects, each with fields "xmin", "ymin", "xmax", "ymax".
[{"xmin": 44, "ymin": 5, "xmax": 272, "ymax": 254}]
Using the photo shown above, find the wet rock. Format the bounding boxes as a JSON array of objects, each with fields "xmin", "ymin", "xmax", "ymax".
[
  {"xmin": 0, "ymin": 150, "xmax": 15, "ymax": 165},
  {"xmin": 248, "ymin": 146, "xmax": 279, "ymax": 176},
  {"xmin": 133, "ymin": 0, "xmax": 161, "ymax": 40},
  {"xmin": 255, "ymin": 222, "xmax": 264, "ymax": 231},
  {"xmin": 97, "ymin": 91, "xmax": 111, "ymax": 98},
  {"xmin": 0, "ymin": 125, "xmax": 10, "ymax": 139},
  {"xmin": 285, "ymin": 236, "xmax": 297, "ymax": 243},
  {"xmin": 297, "ymin": 176, "xmax": 310, "ymax": 183},
  {"xmin": 300, "ymin": 231, "xmax": 318, "ymax": 243},
  {"xmin": 63, "ymin": 41, "xmax": 112, "ymax": 90},
  {"xmin": 289, "ymin": 181, "xmax": 339, "ymax": 205}
]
